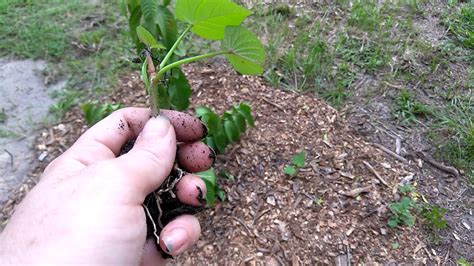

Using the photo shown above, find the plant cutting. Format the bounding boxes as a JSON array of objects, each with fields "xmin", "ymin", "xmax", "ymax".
[{"xmin": 120, "ymin": 0, "xmax": 265, "ymax": 258}]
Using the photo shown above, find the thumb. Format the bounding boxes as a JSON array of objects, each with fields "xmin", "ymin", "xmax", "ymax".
[{"xmin": 115, "ymin": 116, "xmax": 176, "ymax": 198}]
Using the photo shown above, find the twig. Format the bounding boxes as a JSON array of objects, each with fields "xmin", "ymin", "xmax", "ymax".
[
  {"xmin": 340, "ymin": 185, "xmax": 372, "ymax": 197},
  {"xmin": 362, "ymin": 161, "xmax": 389, "ymax": 187},
  {"xmin": 418, "ymin": 152, "xmax": 460, "ymax": 177},
  {"xmin": 373, "ymin": 143, "xmax": 408, "ymax": 163},
  {"xmin": 261, "ymin": 98, "xmax": 285, "ymax": 111},
  {"xmin": 3, "ymin": 149, "xmax": 13, "ymax": 167}
]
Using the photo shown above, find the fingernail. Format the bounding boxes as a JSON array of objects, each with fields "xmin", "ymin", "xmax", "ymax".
[
  {"xmin": 162, "ymin": 228, "xmax": 188, "ymax": 255},
  {"xmin": 143, "ymin": 116, "xmax": 171, "ymax": 138},
  {"xmin": 196, "ymin": 185, "xmax": 207, "ymax": 206},
  {"xmin": 208, "ymin": 147, "xmax": 216, "ymax": 164},
  {"xmin": 201, "ymin": 122, "xmax": 209, "ymax": 138}
]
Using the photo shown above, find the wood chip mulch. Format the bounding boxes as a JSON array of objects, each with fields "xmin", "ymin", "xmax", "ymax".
[{"xmin": 1, "ymin": 63, "xmax": 439, "ymax": 264}]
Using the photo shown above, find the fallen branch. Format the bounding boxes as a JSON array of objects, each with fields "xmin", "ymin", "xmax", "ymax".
[
  {"xmin": 418, "ymin": 152, "xmax": 460, "ymax": 177},
  {"xmin": 373, "ymin": 143, "xmax": 408, "ymax": 163},
  {"xmin": 362, "ymin": 160, "xmax": 389, "ymax": 187}
]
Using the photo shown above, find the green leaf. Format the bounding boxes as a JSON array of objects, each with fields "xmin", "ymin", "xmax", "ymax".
[
  {"xmin": 136, "ymin": 26, "xmax": 158, "ymax": 47},
  {"xmin": 201, "ymin": 112, "xmax": 221, "ymax": 135},
  {"xmin": 387, "ymin": 218, "xmax": 399, "ymax": 228},
  {"xmin": 168, "ymin": 68, "xmax": 191, "ymax": 110},
  {"xmin": 204, "ymin": 136, "xmax": 217, "ymax": 152},
  {"xmin": 292, "ymin": 151, "xmax": 307, "ymax": 168},
  {"xmin": 129, "ymin": 6, "xmax": 142, "ymax": 45},
  {"xmin": 231, "ymin": 110, "xmax": 246, "ymax": 133},
  {"xmin": 176, "ymin": 0, "xmax": 251, "ymax": 40},
  {"xmin": 220, "ymin": 171, "xmax": 235, "ymax": 181},
  {"xmin": 127, "ymin": 0, "xmax": 140, "ymax": 13},
  {"xmin": 195, "ymin": 106, "xmax": 213, "ymax": 117},
  {"xmin": 283, "ymin": 165, "xmax": 297, "ymax": 176},
  {"xmin": 216, "ymin": 188, "xmax": 226, "ymax": 202},
  {"xmin": 163, "ymin": 0, "xmax": 171, "ymax": 6},
  {"xmin": 197, "ymin": 168, "xmax": 217, "ymax": 206},
  {"xmin": 140, "ymin": 0, "xmax": 158, "ymax": 37},
  {"xmin": 214, "ymin": 132, "xmax": 228, "ymax": 153},
  {"xmin": 156, "ymin": 83, "xmax": 171, "ymax": 109},
  {"xmin": 221, "ymin": 26, "xmax": 265, "ymax": 75},
  {"xmin": 156, "ymin": 6, "xmax": 178, "ymax": 50},
  {"xmin": 120, "ymin": 0, "xmax": 128, "ymax": 16},
  {"xmin": 224, "ymin": 119, "xmax": 240, "ymax": 142},
  {"xmin": 238, "ymin": 103, "xmax": 254, "ymax": 127}
]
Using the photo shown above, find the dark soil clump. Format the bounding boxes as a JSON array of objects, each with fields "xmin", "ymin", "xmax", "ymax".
[{"xmin": 120, "ymin": 140, "xmax": 205, "ymax": 258}]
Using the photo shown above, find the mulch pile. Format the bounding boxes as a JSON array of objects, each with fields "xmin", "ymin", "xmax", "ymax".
[{"xmin": 1, "ymin": 63, "xmax": 440, "ymax": 264}]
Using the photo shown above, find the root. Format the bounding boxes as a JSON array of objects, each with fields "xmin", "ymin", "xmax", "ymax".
[
  {"xmin": 151, "ymin": 167, "xmax": 185, "ymax": 230},
  {"xmin": 143, "ymin": 204, "xmax": 159, "ymax": 244}
]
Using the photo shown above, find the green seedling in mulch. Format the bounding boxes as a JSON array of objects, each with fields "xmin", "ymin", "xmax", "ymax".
[
  {"xmin": 82, "ymin": 102, "xmax": 123, "ymax": 126},
  {"xmin": 388, "ymin": 196, "xmax": 416, "ymax": 228},
  {"xmin": 394, "ymin": 89, "xmax": 432, "ymax": 123},
  {"xmin": 389, "ymin": 184, "xmax": 448, "ymax": 231},
  {"xmin": 196, "ymin": 103, "xmax": 255, "ymax": 154},
  {"xmin": 284, "ymin": 151, "xmax": 307, "ymax": 176},
  {"xmin": 120, "ymin": 0, "xmax": 265, "ymax": 257}
]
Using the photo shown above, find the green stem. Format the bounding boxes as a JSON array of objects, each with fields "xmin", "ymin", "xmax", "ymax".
[
  {"xmin": 157, "ymin": 50, "xmax": 229, "ymax": 79},
  {"xmin": 159, "ymin": 25, "xmax": 192, "ymax": 69},
  {"xmin": 149, "ymin": 81, "xmax": 160, "ymax": 116}
]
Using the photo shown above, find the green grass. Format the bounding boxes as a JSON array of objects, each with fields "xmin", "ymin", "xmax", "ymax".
[
  {"xmin": 432, "ymin": 99, "xmax": 474, "ymax": 183},
  {"xmin": 394, "ymin": 89, "xmax": 432, "ymax": 123},
  {"xmin": 0, "ymin": 0, "xmax": 134, "ymax": 118},
  {"xmin": 445, "ymin": 5, "xmax": 474, "ymax": 49}
]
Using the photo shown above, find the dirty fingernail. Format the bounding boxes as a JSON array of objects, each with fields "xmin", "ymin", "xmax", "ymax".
[
  {"xmin": 162, "ymin": 228, "xmax": 188, "ymax": 255},
  {"xmin": 209, "ymin": 146, "xmax": 216, "ymax": 164}
]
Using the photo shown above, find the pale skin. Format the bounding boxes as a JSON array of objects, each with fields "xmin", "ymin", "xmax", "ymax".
[{"xmin": 0, "ymin": 107, "xmax": 209, "ymax": 265}]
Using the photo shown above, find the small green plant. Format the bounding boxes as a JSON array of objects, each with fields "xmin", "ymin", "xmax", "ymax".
[
  {"xmin": 123, "ymin": 0, "xmax": 265, "ymax": 115},
  {"xmin": 395, "ymin": 89, "xmax": 432, "ymax": 123},
  {"xmin": 421, "ymin": 205, "xmax": 448, "ymax": 230},
  {"xmin": 283, "ymin": 151, "xmax": 307, "ymax": 176},
  {"xmin": 457, "ymin": 257, "xmax": 472, "ymax": 266},
  {"xmin": 82, "ymin": 102, "xmax": 123, "ymax": 126},
  {"xmin": 196, "ymin": 103, "xmax": 255, "ymax": 154},
  {"xmin": 389, "ymin": 184, "xmax": 449, "ymax": 230},
  {"xmin": 49, "ymin": 91, "xmax": 79, "ymax": 119},
  {"xmin": 388, "ymin": 196, "xmax": 416, "ymax": 228},
  {"xmin": 120, "ymin": 0, "xmax": 265, "ymax": 207}
]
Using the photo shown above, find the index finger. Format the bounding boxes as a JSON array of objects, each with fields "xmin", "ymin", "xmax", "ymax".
[{"xmin": 64, "ymin": 108, "xmax": 207, "ymax": 166}]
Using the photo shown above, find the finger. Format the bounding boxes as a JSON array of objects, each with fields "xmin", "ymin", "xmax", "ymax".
[
  {"xmin": 115, "ymin": 116, "xmax": 176, "ymax": 197},
  {"xmin": 176, "ymin": 174, "xmax": 207, "ymax": 206},
  {"xmin": 177, "ymin": 142, "xmax": 216, "ymax": 173},
  {"xmin": 66, "ymin": 107, "xmax": 152, "ymax": 166},
  {"xmin": 159, "ymin": 215, "xmax": 201, "ymax": 256},
  {"xmin": 140, "ymin": 239, "xmax": 166, "ymax": 266},
  {"xmin": 64, "ymin": 108, "xmax": 207, "ymax": 168},
  {"xmin": 161, "ymin": 110, "xmax": 207, "ymax": 143}
]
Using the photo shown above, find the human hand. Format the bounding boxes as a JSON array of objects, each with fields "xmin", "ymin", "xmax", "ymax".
[{"xmin": 0, "ymin": 107, "xmax": 214, "ymax": 265}]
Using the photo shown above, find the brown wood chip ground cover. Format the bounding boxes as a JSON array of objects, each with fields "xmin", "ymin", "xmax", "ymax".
[{"xmin": 0, "ymin": 63, "xmax": 454, "ymax": 264}]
